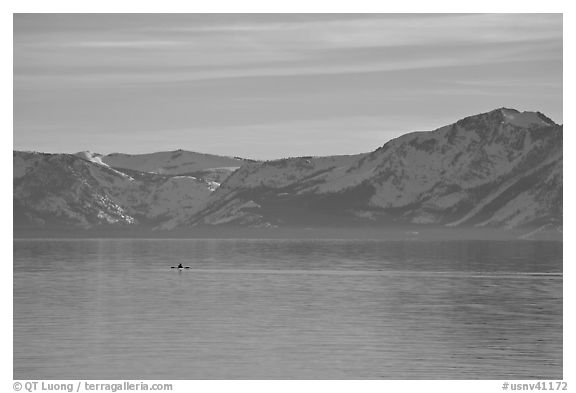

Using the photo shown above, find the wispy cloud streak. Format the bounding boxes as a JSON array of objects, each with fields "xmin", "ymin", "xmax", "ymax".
[{"xmin": 13, "ymin": 13, "xmax": 563, "ymax": 157}]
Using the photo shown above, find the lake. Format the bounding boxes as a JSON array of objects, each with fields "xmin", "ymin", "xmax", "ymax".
[{"xmin": 13, "ymin": 239, "xmax": 562, "ymax": 379}]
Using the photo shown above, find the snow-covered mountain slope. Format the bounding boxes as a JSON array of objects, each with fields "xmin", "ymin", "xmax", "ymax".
[
  {"xmin": 14, "ymin": 152, "xmax": 214, "ymax": 229},
  {"xmin": 186, "ymin": 108, "xmax": 562, "ymax": 229},
  {"xmin": 13, "ymin": 108, "xmax": 562, "ymax": 233},
  {"xmin": 75, "ymin": 149, "xmax": 245, "ymax": 183},
  {"xmin": 102, "ymin": 150, "xmax": 242, "ymax": 175},
  {"xmin": 74, "ymin": 151, "xmax": 109, "ymax": 167}
]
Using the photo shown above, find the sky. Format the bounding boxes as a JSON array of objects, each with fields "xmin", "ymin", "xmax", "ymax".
[{"xmin": 13, "ymin": 13, "xmax": 563, "ymax": 160}]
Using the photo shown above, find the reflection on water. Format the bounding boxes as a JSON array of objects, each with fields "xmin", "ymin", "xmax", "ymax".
[{"xmin": 14, "ymin": 239, "xmax": 562, "ymax": 379}]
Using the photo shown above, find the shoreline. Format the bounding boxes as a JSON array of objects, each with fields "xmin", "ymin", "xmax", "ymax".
[{"xmin": 13, "ymin": 225, "xmax": 563, "ymax": 242}]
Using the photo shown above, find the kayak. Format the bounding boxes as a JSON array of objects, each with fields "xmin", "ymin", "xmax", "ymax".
[{"xmin": 171, "ymin": 266, "xmax": 190, "ymax": 269}]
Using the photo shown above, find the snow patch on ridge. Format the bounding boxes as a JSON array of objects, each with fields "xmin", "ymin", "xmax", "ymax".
[
  {"xmin": 500, "ymin": 108, "xmax": 553, "ymax": 128},
  {"xmin": 75, "ymin": 151, "xmax": 109, "ymax": 167}
]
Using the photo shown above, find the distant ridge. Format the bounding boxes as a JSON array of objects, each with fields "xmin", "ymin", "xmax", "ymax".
[{"xmin": 75, "ymin": 149, "xmax": 245, "ymax": 175}]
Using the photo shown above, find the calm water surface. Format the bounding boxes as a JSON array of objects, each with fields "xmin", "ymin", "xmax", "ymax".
[{"xmin": 13, "ymin": 239, "xmax": 562, "ymax": 379}]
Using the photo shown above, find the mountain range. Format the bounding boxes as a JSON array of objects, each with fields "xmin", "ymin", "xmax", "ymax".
[{"xmin": 13, "ymin": 108, "xmax": 562, "ymax": 239}]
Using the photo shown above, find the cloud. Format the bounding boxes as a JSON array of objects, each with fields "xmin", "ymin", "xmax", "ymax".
[
  {"xmin": 13, "ymin": 13, "xmax": 563, "ymax": 157},
  {"xmin": 54, "ymin": 40, "xmax": 185, "ymax": 49},
  {"xmin": 14, "ymin": 40, "xmax": 560, "ymax": 89},
  {"xmin": 14, "ymin": 13, "xmax": 561, "ymax": 89},
  {"xmin": 135, "ymin": 14, "xmax": 561, "ymax": 51}
]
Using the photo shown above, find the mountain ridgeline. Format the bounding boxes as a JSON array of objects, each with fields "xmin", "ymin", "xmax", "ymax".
[{"xmin": 13, "ymin": 109, "xmax": 562, "ymax": 238}]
